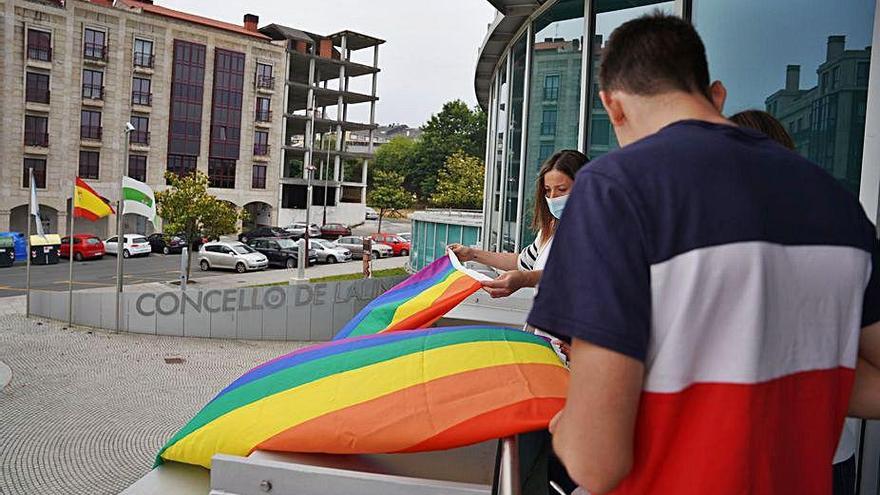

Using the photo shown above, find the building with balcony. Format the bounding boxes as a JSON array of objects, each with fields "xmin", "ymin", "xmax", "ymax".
[
  {"xmin": 0, "ymin": 0, "xmax": 286, "ymax": 237},
  {"xmin": 260, "ymin": 24, "xmax": 383, "ymax": 227}
]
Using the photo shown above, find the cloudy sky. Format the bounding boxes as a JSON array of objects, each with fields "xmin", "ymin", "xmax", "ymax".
[{"xmin": 160, "ymin": 0, "xmax": 498, "ymax": 127}]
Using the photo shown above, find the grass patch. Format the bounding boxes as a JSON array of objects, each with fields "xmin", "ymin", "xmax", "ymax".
[{"xmin": 310, "ymin": 267, "xmax": 408, "ymax": 283}]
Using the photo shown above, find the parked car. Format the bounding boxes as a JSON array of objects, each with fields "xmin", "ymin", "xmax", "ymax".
[
  {"xmin": 199, "ymin": 241, "xmax": 268, "ymax": 273},
  {"xmin": 104, "ymin": 234, "xmax": 151, "ymax": 258},
  {"xmin": 320, "ymin": 223, "xmax": 352, "ymax": 239},
  {"xmin": 335, "ymin": 236, "xmax": 393, "ymax": 259},
  {"xmin": 364, "ymin": 206, "xmax": 379, "ymax": 220},
  {"xmin": 247, "ymin": 237, "xmax": 317, "ymax": 268},
  {"xmin": 59, "ymin": 234, "xmax": 104, "ymax": 261},
  {"xmin": 311, "ymin": 239, "xmax": 352, "ymax": 264},
  {"xmin": 283, "ymin": 222, "xmax": 322, "ymax": 239},
  {"xmin": 238, "ymin": 226, "xmax": 293, "ymax": 244},
  {"xmin": 146, "ymin": 233, "xmax": 187, "ymax": 255},
  {"xmin": 370, "ymin": 233, "xmax": 411, "ymax": 256},
  {"xmin": 398, "ymin": 232, "xmax": 412, "ymax": 242}
]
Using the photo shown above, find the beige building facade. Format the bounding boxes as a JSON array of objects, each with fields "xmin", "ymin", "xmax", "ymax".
[{"xmin": 0, "ymin": 0, "xmax": 286, "ymax": 238}]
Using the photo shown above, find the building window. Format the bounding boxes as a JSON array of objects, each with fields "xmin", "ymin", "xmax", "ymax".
[
  {"xmin": 252, "ymin": 164, "xmax": 267, "ymax": 189},
  {"xmin": 27, "ymin": 29, "xmax": 52, "ymax": 62},
  {"xmin": 23, "ymin": 158, "xmax": 47, "ymax": 189},
  {"xmin": 831, "ymin": 66, "xmax": 840, "ymax": 90},
  {"xmin": 167, "ymin": 154, "xmax": 197, "ymax": 181},
  {"xmin": 24, "ymin": 115, "xmax": 49, "ymax": 147},
  {"xmin": 282, "ymin": 184, "xmax": 307, "ymax": 209},
  {"xmin": 541, "ymin": 108, "xmax": 557, "ymax": 135},
  {"xmin": 83, "ymin": 28, "xmax": 107, "ymax": 61},
  {"xmin": 128, "ymin": 155, "xmax": 147, "ymax": 182},
  {"xmin": 256, "ymin": 63, "xmax": 274, "ymax": 89},
  {"xmin": 543, "ymin": 74, "xmax": 560, "ymax": 101},
  {"xmin": 208, "ymin": 158, "xmax": 236, "ymax": 188},
  {"xmin": 132, "ymin": 77, "xmax": 151, "ymax": 105},
  {"xmin": 78, "ymin": 150, "xmax": 100, "ymax": 179},
  {"xmin": 209, "ymin": 49, "xmax": 245, "ymax": 160},
  {"xmin": 25, "ymin": 72, "xmax": 50, "ymax": 104},
  {"xmin": 133, "ymin": 38, "xmax": 154, "ymax": 68},
  {"xmin": 538, "ymin": 143, "xmax": 554, "ymax": 162},
  {"xmin": 130, "ymin": 115, "xmax": 149, "ymax": 145},
  {"xmin": 80, "ymin": 110, "xmax": 102, "ymax": 140},
  {"xmin": 857, "ymin": 62, "xmax": 870, "ymax": 86},
  {"xmin": 254, "ymin": 130, "xmax": 270, "ymax": 155},
  {"xmin": 168, "ymin": 40, "xmax": 206, "ymax": 158},
  {"xmin": 82, "ymin": 69, "xmax": 104, "ymax": 100},
  {"xmin": 255, "ymin": 97, "xmax": 271, "ymax": 122}
]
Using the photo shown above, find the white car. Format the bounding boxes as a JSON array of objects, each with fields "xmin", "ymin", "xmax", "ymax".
[
  {"xmin": 398, "ymin": 232, "xmax": 412, "ymax": 242},
  {"xmin": 198, "ymin": 241, "xmax": 268, "ymax": 273},
  {"xmin": 364, "ymin": 206, "xmax": 379, "ymax": 221},
  {"xmin": 311, "ymin": 239, "xmax": 352, "ymax": 264},
  {"xmin": 283, "ymin": 222, "xmax": 321, "ymax": 238},
  {"xmin": 104, "ymin": 234, "xmax": 151, "ymax": 258}
]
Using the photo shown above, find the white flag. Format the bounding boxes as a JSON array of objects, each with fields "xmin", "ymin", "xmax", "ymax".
[
  {"xmin": 122, "ymin": 176, "xmax": 157, "ymax": 224},
  {"xmin": 30, "ymin": 169, "xmax": 45, "ymax": 237}
]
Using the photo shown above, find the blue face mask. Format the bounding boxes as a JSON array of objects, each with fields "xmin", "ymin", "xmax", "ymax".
[{"xmin": 546, "ymin": 194, "xmax": 568, "ymax": 219}]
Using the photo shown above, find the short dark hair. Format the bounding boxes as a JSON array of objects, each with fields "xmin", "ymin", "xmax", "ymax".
[
  {"xmin": 599, "ymin": 13, "xmax": 710, "ymax": 97},
  {"xmin": 531, "ymin": 150, "xmax": 588, "ymax": 238},
  {"xmin": 729, "ymin": 110, "xmax": 796, "ymax": 150}
]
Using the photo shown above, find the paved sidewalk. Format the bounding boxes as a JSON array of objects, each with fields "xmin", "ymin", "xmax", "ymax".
[{"xmin": 0, "ymin": 313, "xmax": 305, "ymax": 494}]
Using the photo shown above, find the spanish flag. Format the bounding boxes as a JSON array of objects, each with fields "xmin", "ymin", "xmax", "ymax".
[{"xmin": 74, "ymin": 177, "xmax": 114, "ymax": 221}]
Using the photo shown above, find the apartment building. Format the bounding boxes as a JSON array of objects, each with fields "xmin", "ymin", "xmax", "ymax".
[{"xmin": 0, "ymin": 0, "xmax": 286, "ymax": 237}]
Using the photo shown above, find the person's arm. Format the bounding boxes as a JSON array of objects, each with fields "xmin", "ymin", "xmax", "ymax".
[
  {"xmin": 550, "ymin": 339, "xmax": 644, "ymax": 493},
  {"xmin": 448, "ymin": 243, "xmax": 519, "ymax": 271},
  {"xmin": 850, "ymin": 321, "xmax": 880, "ymax": 418},
  {"xmin": 481, "ymin": 269, "xmax": 542, "ymax": 298}
]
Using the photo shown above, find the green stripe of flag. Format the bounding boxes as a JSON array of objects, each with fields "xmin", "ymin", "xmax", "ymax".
[{"xmin": 123, "ymin": 187, "xmax": 153, "ymax": 208}]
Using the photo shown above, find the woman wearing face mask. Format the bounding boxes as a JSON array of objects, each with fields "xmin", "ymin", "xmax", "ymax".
[{"xmin": 449, "ymin": 150, "xmax": 588, "ymax": 298}]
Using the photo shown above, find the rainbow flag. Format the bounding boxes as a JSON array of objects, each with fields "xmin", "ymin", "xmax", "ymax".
[
  {"xmin": 334, "ymin": 250, "xmax": 489, "ymax": 340},
  {"xmin": 73, "ymin": 177, "xmax": 114, "ymax": 221},
  {"xmin": 156, "ymin": 326, "xmax": 568, "ymax": 468}
]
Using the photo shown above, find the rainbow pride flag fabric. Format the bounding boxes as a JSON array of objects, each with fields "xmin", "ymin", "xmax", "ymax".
[
  {"xmin": 157, "ymin": 326, "xmax": 568, "ymax": 468},
  {"xmin": 333, "ymin": 250, "xmax": 490, "ymax": 340}
]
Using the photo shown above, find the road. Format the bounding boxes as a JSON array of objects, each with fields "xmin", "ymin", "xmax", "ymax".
[{"xmin": 0, "ymin": 217, "xmax": 412, "ymax": 298}]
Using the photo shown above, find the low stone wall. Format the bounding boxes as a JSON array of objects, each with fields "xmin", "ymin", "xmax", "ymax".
[{"xmin": 30, "ymin": 276, "xmax": 407, "ymax": 341}]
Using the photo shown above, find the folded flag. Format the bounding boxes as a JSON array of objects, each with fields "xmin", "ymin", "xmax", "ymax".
[
  {"xmin": 334, "ymin": 250, "xmax": 490, "ymax": 340},
  {"xmin": 74, "ymin": 177, "xmax": 114, "ymax": 221},
  {"xmin": 156, "ymin": 326, "xmax": 568, "ymax": 468},
  {"xmin": 122, "ymin": 176, "xmax": 156, "ymax": 224}
]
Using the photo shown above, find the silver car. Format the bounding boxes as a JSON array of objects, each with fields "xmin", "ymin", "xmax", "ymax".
[
  {"xmin": 283, "ymin": 222, "xmax": 321, "ymax": 239},
  {"xmin": 311, "ymin": 239, "xmax": 352, "ymax": 264},
  {"xmin": 198, "ymin": 241, "xmax": 268, "ymax": 273},
  {"xmin": 335, "ymin": 236, "xmax": 393, "ymax": 259}
]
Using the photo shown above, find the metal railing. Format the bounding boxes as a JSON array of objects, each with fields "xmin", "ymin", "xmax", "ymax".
[
  {"xmin": 27, "ymin": 45, "xmax": 52, "ymax": 62},
  {"xmin": 83, "ymin": 43, "xmax": 108, "ymax": 62},
  {"xmin": 130, "ymin": 130, "xmax": 150, "ymax": 146},
  {"xmin": 255, "ymin": 75, "xmax": 275, "ymax": 90},
  {"xmin": 254, "ymin": 143, "xmax": 270, "ymax": 156},
  {"xmin": 133, "ymin": 51, "xmax": 154, "ymax": 68},
  {"xmin": 24, "ymin": 131, "xmax": 49, "ymax": 147},
  {"xmin": 80, "ymin": 125, "xmax": 102, "ymax": 140},
  {"xmin": 26, "ymin": 88, "xmax": 50, "ymax": 104},
  {"xmin": 131, "ymin": 91, "xmax": 152, "ymax": 106},
  {"xmin": 82, "ymin": 84, "xmax": 104, "ymax": 100},
  {"xmin": 255, "ymin": 110, "xmax": 272, "ymax": 122}
]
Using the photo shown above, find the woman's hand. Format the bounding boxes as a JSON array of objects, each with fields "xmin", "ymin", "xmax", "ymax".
[
  {"xmin": 481, "ymin": 270, "xmax": 531, "ymax": 298},
  {"xmin": 448, "ymin": 243, "xmax": 475, "ymax": 262}
]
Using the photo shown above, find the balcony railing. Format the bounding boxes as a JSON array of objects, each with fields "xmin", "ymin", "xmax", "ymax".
[
  {"xmin": 540, "ymin": 122, "xmax": 557, "ymax": 136},
  {"xmin": 130, "ymin": 130, "xmax": 150, "ymax": 146},
  {"xmin": 83, "ymin": 43, "xmax": 108, "ymax": 62},
  {"xmin": 131, "ymin": 91, "xmax": 152, "ymax": 106},
  {"xmin": 82, "ymin": 84, "xmax": 104, "ymax": 100},
  {"xmin": 254, "ymin": 143, "xmax": 270, "ymax": 156},
  {"xmin": 80, "ymin": 125, "xmax": 102, "ymax": 140},
  {"xmin": 543, "ymin": 87, "xmax": 559, "ymax": 101},
  {"xmin": 27, "ymin": 45, "xmax": 52, "ymax": 62},
  {"xmin": 24, "ymin": 131, "xmax": 49, "ymax": 147},
  {"xmin": 25, "ymin": 88, "xmax": 50, "ymax": 104},
  {"xmin": 255, "ymin": 75, "xmax": 275, "ymax": 90},
  {"xmin": 133, "ymin": 51, "xmax": 154, "ymax": 69},
  {"xmin": 255, "ymin": 110, "xmax": 272, "ymax": 122}
]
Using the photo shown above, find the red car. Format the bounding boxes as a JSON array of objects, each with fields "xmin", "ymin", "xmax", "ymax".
[
  {"xmin": 321, "ymin": 223, "xmax": 352, "ymax": 239},
  {"xmin": 370, "ymin": 233, "xmax": 410, "ymax": 256},
  {"xmin": 60, "ymin": 234, "xmax": 105, "ymax": 261}
]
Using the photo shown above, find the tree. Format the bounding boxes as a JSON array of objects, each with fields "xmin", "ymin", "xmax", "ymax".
[
  {"xmin": 155, "ymin": 171, "xmax": 246, "ymax": 282},
  {"xmin": 430, "ymin": 151, "xmax": 485, "ymax": 209},
  {"xmin": 372, "ymin": 135, "xmax": 419, "ymax": 191},
  {"xmin": 413, "ymin": 100, "xmax": 486, "ymax": 199},
  {"xmin": 367, "ymin": 170, "xmax": 412, "ymax": 233}
]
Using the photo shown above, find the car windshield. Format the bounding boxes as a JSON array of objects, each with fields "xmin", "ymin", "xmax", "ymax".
[
  {"xmin": 233, "ymin": 244, "xmax": 256, "ymax": 254},
  {"xmin": 85, "ymin": 238, "xmax": 101, "ymax": 245},
  {"xmin": 132, "ymin": 237, "xmax": 148, "ymax": 244},
  {"xmin": 276, "ymin": 239, "xmax": 296, "ymax": 249},
  {"xmin": 270, "ymin": 227, "xmax": 287, "ymax": 234}
]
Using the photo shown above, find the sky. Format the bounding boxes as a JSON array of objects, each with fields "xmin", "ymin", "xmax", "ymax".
[{"xmin": 160, "ymin": 0, "xmax": 498, "ymax": 128}]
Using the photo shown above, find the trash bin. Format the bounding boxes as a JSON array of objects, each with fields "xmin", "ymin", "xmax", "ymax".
[
  {"xmin": 0, "ymin": 232, "xmax": 27, "ymax": 261},
  {"xmin": 30, "ymin": 234, "xmax": 61, "ymax": 265},
  {"xmin": 0, "ymin": 237, "xmax": 14, "ymax": 267}
]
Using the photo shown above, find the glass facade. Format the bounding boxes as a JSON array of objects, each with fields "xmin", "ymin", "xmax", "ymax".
[{"xmin": 694, "ymin": 0, "xmax": 875, "ymax": 196}]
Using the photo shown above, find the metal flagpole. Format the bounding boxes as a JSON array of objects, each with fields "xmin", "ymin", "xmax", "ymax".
[
  {"xmin": 67, "ymin": 178, "xmax": 76, "ymax": 327},
  {"xmin": 115, "ymin": 124, "xmax": 133, "ymax": 333},
  {"xmin": 25, "ymin": 167, "xmax": 33, "ymax": 318}
]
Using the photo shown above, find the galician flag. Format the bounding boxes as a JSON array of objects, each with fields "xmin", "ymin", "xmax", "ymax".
[
  {"xmin": 74, "ymin": 177, "xmax": 114, "ymax": 220},
  {"xmin": 122, "ymin": 176, "xmax": 157, "ymax": 224}
]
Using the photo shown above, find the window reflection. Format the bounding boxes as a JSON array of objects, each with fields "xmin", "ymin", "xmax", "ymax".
[
  {"xmin": 501, "ymin": 35, "xmax": 528, "ymax": 253},
  {"xmin": 488, "ymin": 60, "xmax": 507, "ymax": 251},
  {"xmin": 694, "ymin": 0, "xmax": 874, "ymax": 196}
]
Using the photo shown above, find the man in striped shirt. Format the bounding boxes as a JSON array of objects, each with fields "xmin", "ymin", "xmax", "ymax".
[{"xmin": 529, "ymin": 13, "xmax": 880, "ymax": 494}]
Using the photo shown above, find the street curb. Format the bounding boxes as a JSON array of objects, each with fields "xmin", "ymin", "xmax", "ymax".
[{"xmin": 0, "ymin": 360, "xmax": 11, "ymax": 390}]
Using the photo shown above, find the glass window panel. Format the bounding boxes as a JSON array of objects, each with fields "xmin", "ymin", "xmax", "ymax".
[
  {"xmin": 694, "ymin": 0, "xmax": 874, "ymax": 196},
  {"xmin": 488, "ymin": 62, "xmax": 507, "ymax": 252},
  {"xmin": 501, "ymin": 34, "xmax": 527, "ymax": 253}
]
